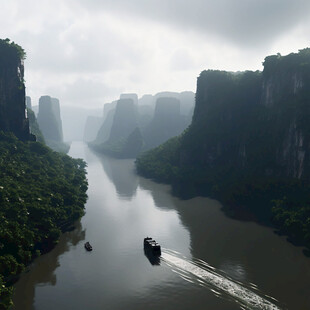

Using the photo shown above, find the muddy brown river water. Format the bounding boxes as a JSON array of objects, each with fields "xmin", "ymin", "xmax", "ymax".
[{"xmin": 12, "ymin": 142, "xmax": 310, "ymax": 310}]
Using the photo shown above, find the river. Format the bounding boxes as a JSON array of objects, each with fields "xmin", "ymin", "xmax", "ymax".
[{"xmin": 12, "ymin": 142, "xmax": 310, "ymax": 310}]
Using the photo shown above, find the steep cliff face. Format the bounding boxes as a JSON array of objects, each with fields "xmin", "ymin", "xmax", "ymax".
[
  {"xmin": 142, "ymin": 97, "xmax": 188, "ymax": 150},
  {"xmin": 51, "ymin": 98, "xmax": 64, "ymax": 141},
  {"xmin": 37, "ymin": 96, "xmax": 64, "ymax": 142},
  {"xmin": 90, "ymin": 98, "xmax": 142, "ymax": 158},
  {"xmin": 182, "ymin": 70, "xmax": 262, "ymax": 176},
  {"xmin": 94, "ymin": 101, "xmax": 117, "ymax": 144},
  {"xmin": 137, "ymin": 48, "xmax": 310, "ymax": 193},
  {"xmin": 182, "ymin": 50, "xmax": 310, "ymax": 181},
  {"xmin": 26, "ymin": 96, "xmax": 32, "ymax": 109},
  {"xmin": 0, "ymin": 39, "xmax": 31, "ymax": 140},
  {"xmin": 108, "ymin": 98, "xmax": 138, "ymax": 142},
  {"xmin": 260, "ymin": 50, "xmax": 310, "ymax": 179},
  {"xmin": 37, "ymin": 96, "xmax": 69, "ymax": 153},
  {"xmin": 120, "ymin": 93, "xmax": 138, "ymax": 105},
  {"xmin": 136, "ymin": 49, "xmax": 310, "ymax": 250}
]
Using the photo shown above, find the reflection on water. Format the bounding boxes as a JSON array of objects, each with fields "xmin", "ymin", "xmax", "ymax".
[
  {"xmin": 12, "ymin": 143, "xmax": 310, "ymax": 310},
  {"xmin": 12, "ymin": 223, "xmax": 85, "ymax": 310},
  {"xmin": 144, "ymin": 248, "xmax": 161, "ymax": 266},
  {"xmin": 97, "ymin": 154, "xmax": 138, "ymax": 200},
  {"xmin": 138, "ymin": 176, "xmax": 176, "ymax": 211}
]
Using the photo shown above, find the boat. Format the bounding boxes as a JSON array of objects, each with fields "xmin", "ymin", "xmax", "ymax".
[
  {"xmin": 143, "ymin": 237, "xmax": 161, "ymax": 255},
  {"xmin": 84, "ymin": 241, "xmax": 93, "ymax": 251}
]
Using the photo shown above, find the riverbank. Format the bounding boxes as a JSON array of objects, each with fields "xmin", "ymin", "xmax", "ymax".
[
  {"xmin": 136, "ymin": 143, "xmax": 310, "ymax": 257},
  {"xmin": 0, "ymin": 133, "xmax": 88, "ymax": 309}
]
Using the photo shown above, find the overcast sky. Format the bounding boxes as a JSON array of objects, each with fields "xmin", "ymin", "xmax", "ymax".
[{"xmin": 1, "ymin": 0, "xmax": 309, "ymax": 108}]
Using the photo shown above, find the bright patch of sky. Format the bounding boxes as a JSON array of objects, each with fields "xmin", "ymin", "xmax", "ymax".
[{"xmin": 0, "ymin": 0, "xmax": 309, "ymax": 108}]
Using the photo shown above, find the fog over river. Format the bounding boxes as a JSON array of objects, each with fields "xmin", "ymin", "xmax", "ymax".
[{"xmin": 13, "ymin": 142, "xmax": 310, "ymax": 310}]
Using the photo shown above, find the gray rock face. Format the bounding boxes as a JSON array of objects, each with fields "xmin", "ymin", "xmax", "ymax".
[
  {"xmin": 183, "ymin": 50, "xmax": 310, "ymax": 180},
  {"xmin": 0, "ymin": 41, "xmax": 31, "ymax": 140},
  {"xmin": 154, "ymin": 91, "xmax": 195, "ymax": 116},
  {"xmin": 95, "ymin": 109, "xmax": 115, "ymax": 144},
  {"xmin": 91, "ymin": 91, "xmax": 194, "ymax": 158},
  {"xmin": 108, "ymin": 98, "xmax": 138, "ymax": 142},
  {"xmin": 26, "ymin": 96, "xmax": 32, "ymax": 109},
  {"xmin": 143, "ymin": 97, "xmax": 187, "ymax": 150},
  {"xmin": 37, "ymin": 96, "xmax": 64, "ymax": 142},
  {"xmin": 120, "ymin": 93, "xmax": 138, "ymax": 105},
  {"xmin": 138, "ymin": 94, "xmax": 154, "ymax": 106}
]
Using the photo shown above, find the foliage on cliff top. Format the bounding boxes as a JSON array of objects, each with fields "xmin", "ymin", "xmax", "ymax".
[
  {"xmin": 0, "ymin": 39, "xmax": 26, "ymax": 68},
  {"xmin": 263, "ymin": 48, "xmax": 310, "ymax": 77},
  {"xmin": 0, "ymin": 132, "xmax": 88, "ymax": 309}
]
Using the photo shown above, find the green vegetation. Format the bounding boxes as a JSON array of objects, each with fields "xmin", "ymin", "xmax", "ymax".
[
  {"xmin": 136, "ymin": 49, "xmax": 310, "ymax": 254},
  {"xmin": 0, "ymin": 132, "xmax": 88, "ymax": 309},
  {"xmin": 136, "ymin": 136, "xmax": 181, "ymax": 182},
  {"xmin": 0, "ymin": 39, "xmax": 26, "ymax": 66}
]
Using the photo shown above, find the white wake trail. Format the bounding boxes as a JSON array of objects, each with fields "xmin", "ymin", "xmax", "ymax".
[{"xmin": 162, "ymin": 252, "xmax": 281, "ymax": 310}]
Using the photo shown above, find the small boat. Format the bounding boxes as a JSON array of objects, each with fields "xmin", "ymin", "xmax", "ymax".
[
  {"xmin": 143, "ymin": 237, "xmax": 161, "ymax": 255},
  {"xmin": 84, "ymin": 241, "xmax": 93, "ymax": 251}
]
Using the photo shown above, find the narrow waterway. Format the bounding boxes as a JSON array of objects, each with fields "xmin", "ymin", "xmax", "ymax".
[{"xmin": 12, "ymin": 142, "xmax": 310, "ymax": 309}]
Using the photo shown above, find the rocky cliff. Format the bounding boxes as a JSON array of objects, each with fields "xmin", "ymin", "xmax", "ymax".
[
  {"xmin": 26, "ymin": 96, "xmax": 32, "ymax": 109},
  {"xmin": 136, "ymin": 49, "xmax": 310, "ymax": 251},
  {"xmin": 143, "ymin": 97, "xmax": 188, "ymax": 150},
  {"xmin": 37, "ymin": 96, "xmax": 63, "ymax": 142},
  {"xmin": 37, "ymin": 95, "xmax": 69, "ymax": 152},
  {"xmin": 181, "ymin": 49, "xmax": 310, "ymax": 182},
  {"xmin": 261, "ymin": 51, "xmax": 310, "ymax": 179},
  {"xmin": 0, "ymin": 39, "xmax": 32, "ymax": 141},
  {"xmin": 90, "ymin": 98, "xmax": 142, "ymax": 158},
  {"xmin": 120, "ymin": 93, "xmax": 138, "ymax": 105},
  {"xmin": 108, "ymin": 98, "xmax": 138, "ymax": 142},
  {"xmin": 137, "ymin": 48, "xmax": 310, "ymax": 197}
]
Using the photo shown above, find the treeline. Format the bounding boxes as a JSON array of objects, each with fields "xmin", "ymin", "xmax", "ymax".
[
  {"xmin": 0, "ymin": 132, "xmax": 88, "ymax": 309},
  {"xmin": 136, "ymin": 136, "xmax": 310, "ymax": 253}
]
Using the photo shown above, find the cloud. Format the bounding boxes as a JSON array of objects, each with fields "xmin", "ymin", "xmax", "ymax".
[
  {"xmin": 73, "ymin": 0, "xmax": 310, "ymax": 48},
  {"xmin": 1, "ymin": 0, "xmax": 309, "ymax": 109}
]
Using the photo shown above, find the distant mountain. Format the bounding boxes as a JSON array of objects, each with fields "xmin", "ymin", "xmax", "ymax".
[
  {"xmin": 108, "ymin": 98, "xmax": 138, "ymax": 142},
  {"xmin": 120, "ymin": 93, "xmax": 138, "ymax": 105},
  {"xmin": 142, "ymin": 97, "xmax": 188, "ymax": 150},
  {"xmin": 37, "ymin": 96, "xmax": 63, "ymax": 141},
  {"xmin": 26, "ymin": 96, "xmax": 32, "ymax": 109},
  {"xmin": 90, "ymin": 98, "xmax": 142, "ymax": 158},
  {"xmin": 37, "ymin": 96, "xmax": 69, "ymax": 153},
  {"xmin": 91, "ymin": 91, "xmax": 194, "ymax": 158}
]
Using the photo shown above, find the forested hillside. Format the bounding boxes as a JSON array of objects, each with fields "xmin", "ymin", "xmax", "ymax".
[{"xmin": 0, "ymin": 133, "xmax": 88, "ymax": 309}]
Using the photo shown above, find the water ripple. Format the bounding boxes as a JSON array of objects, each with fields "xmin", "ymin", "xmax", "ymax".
[{"xmin": 161, "ymin": 250, "xmax": 282, "ymax": 310}]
